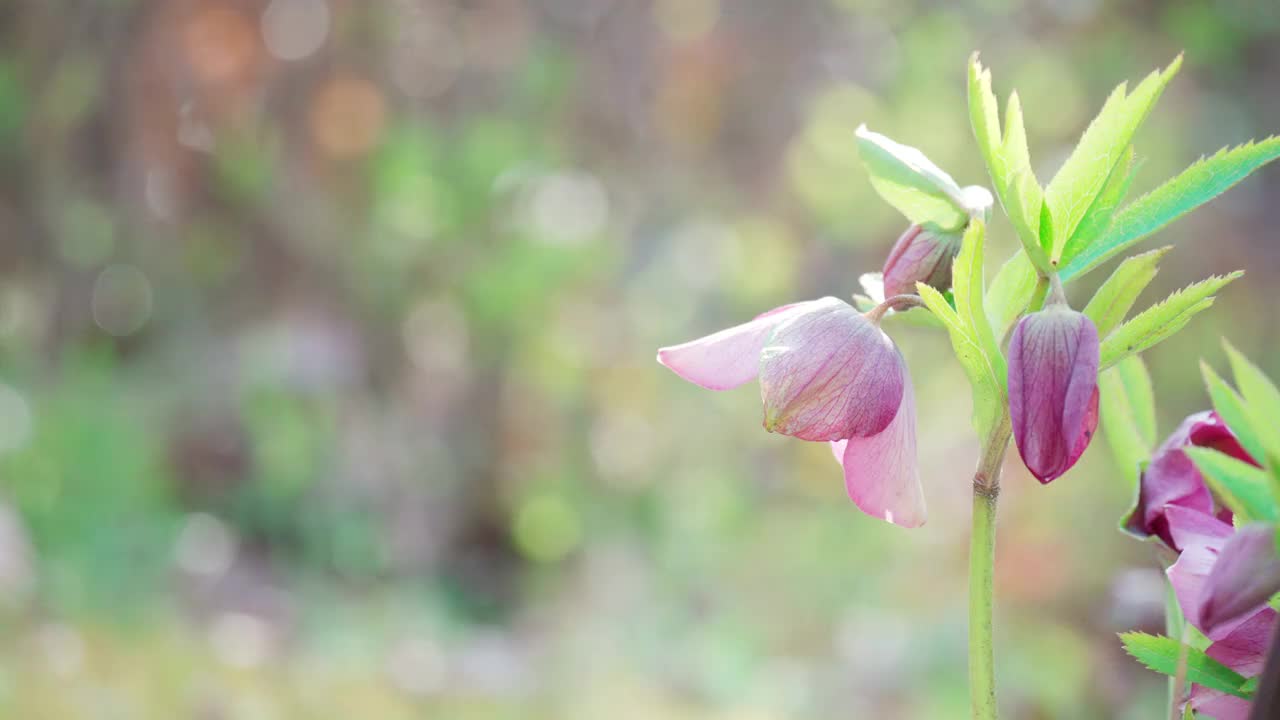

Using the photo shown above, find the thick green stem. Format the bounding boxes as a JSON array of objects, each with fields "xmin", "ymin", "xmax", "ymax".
[{"xmin": 970, "ymin": 415, "xmax": 1011, "ymax": 720}]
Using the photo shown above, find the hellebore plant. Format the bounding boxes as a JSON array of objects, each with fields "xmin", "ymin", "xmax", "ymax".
[
  {"xmin": 1109, "ymin": 345, "xmax": 1280, "ymax": 719},
  {"xmin": 658, "ymin": 53, "xmax": 1280, "ymax": 719}
]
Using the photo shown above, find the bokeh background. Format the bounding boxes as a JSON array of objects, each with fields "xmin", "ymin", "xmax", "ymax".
[{"xmin": 1, "ymin": 0, "xmax": 1279, "ymax": 717}]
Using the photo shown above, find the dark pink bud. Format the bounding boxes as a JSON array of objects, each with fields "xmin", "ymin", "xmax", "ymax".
[
  {"xmin": 881, "ymin": 224, "xmax": 961, "ymax": 297},
  {"xmin": 1123, "ymin": 411, "xmax": 1256, "ymax": 550},
  {"xmin": 1008, "ymin": 305, "xmax": 1100, "ymax": 483}
]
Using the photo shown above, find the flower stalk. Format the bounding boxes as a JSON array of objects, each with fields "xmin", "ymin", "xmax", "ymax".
[{"xmin": 970, "ymin": 411, "xmax": 1011, "ymax": 719}]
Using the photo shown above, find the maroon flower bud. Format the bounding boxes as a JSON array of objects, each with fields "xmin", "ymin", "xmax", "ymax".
[
  {"xmin": 1008, "ymin": 304, "xmax": 1101, "ymax": 483},
  {"xmin": 881, "ymin": 224, "xmax": 962, "ymax": 297}
]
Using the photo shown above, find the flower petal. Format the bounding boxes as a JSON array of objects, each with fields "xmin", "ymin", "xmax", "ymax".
[
  {"xmin": 1200, "ymin": 525, "xmax": 1280, "ymax": 637},
  {"xmin": 1008, "ymin": 307, "xmax": 1100, "ymax": 483},
  {"xmin": 759, "ymin": 297, "xmax": 905, "ymax": 441},
  {"xmin": 1124, "ymin": 411, "xmax": 1257, "ymax": 551},
  {"xmin": 1165, "ymin": 507, "xmax": 1238, "ymax": 640},
  {"xmin": 1190, "ymin": 608, "xmax": 1276, "ymax": 720},
  {"xmin": 1122, "ymin": 411, "xmax": 1221, "ymax": 549},
  {"xmin": 656, "ymin": 302, "xmax": 807, "ymax": 391},
  {"xmin": 831, "ymin": 377, "xmax": 923, "ymax": 527}
]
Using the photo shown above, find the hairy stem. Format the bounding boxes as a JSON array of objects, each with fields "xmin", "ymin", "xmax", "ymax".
[{"xmin": 970, "ymin": 413, "xmax": 1011, "ymax": 719}]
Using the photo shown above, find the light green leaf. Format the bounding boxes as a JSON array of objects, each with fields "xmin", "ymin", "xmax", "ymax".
[
  {"xmin": 855, "ymin": 125, "xmax": 968, "ymax": 231},
  {"xmin": 1119, "ymin": 632, "xmax": 1251, "ymax": 699},
  {"xmin": 1201, "ymin": 360, "xmax": 1269, "ymax": 468},
  {"xmin": 1083, "ymin": 246, "xmax": 1169, "ymax": 337},
  {"xmin": 1098, "ymin": 273, "xmax": 1243, "ymax": 370},
  {"xmin": 1099, "ymin": 355, "xmax": 1157, "ymax": 483},
  {"xmin": 967, "ymin": 55, "xmax": 1053, "ymax": 274},
  {"xmin": 1046, "ymin": 56, "xmax": 1182, "ymax": 255},
  {"xmin": 1223, "ymin": 340, "xmax": 1280, "ymax": 463},
  {"xmin": 918, "ymin": 282, "xmax": 1004, "ymax": 437},
  {"xmin": 951, "ymin": 220, "xmax": 1004, "ymax": 375},
  {"xmin": 1061, "ymin": 145, "xmax": 1138, "ymax": 263},
  {"xmin": 1186, "ymin": 446, "xmax": 1278, "ymax": 523},
  {"xmin": 969, "ymin": 53, "xmax": 1004, "ymax": 190},
  {"xmin": 985, "ymin": 251, "xmax": 1040, "ymax": 343},
  {"xmin": 1062, "ymin": 135, "xmax": 1280, "ymax": 280},
  {"xmin": 1007, "ymin": 169, "xmax": 1053, "ymax": 271}
]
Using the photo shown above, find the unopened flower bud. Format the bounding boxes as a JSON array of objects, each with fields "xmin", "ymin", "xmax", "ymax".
[
  {"xmin": 1008, "ymin": 303, "xmax": 1101, "ymax": 483},
  {"xmin": 881, "ymin": 225, "xmax": 962, "ymax": 297}
]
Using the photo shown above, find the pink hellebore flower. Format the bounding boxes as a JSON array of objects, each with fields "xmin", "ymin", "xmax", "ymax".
[
  {"xmin": 1124, "ymin": 411, "xmax": 1252, "ymax": 550},
  {"xmin": 1166, "ymin": 506, "xmax": 1280, "ymax": 638},
  {"xmin": 656, "ymin": 297, "xmax": 923, "ymax": 527},
  {"xmin": 1165, "ymin": 506, "xmax": 1280, "ymax": 719},
  {"xmin": 881, "ymin": 224, "xmax": 962, "ymax": 298},
  {"xmin": 1007, "ymin": 304, "xmax": 1101, "ymax": 483}
]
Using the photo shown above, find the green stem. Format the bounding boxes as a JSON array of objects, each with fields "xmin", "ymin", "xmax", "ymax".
[
  {"xmin": 1165, "ymin": 580, "xmax": 1187, "ymax": 719},
  {"xmin": 971, "ymin": 415, "xmax": 1011, "ymax": 720}
]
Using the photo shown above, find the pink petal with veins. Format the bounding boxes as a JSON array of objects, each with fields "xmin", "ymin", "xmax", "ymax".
[
  {"xmin": 830, "ymin": 377, "xmax": 922, "ymax": 527},
  {"xmin": 657, "ymin": 302, "xmax": 807, "ymax": 391},
  {"xmin": 759, "ymin": 297, "xmax": 904, "ymax": 441}
]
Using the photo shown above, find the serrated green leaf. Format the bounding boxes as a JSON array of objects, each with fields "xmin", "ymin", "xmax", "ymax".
[
  {"xmin": 968, "ymin": 55, "xmax": 1053, "ymax": 274},
  {"xmin": 1223, "ymin": 340, "xmax": 1280, "ymax": 464},
  {"xmin": 856, "ymin": 125, "xmax": 969, "ymax": 231},
  {"xmin": 969, "ymin": 54, "xmax": 1004, "ymax": 190},
  {"xmin": 1098, "ymin": 272, "xmax": 1243, "ymax": 370},
  {"xmin": 1062, "ymin": 135, "xmax": 1280, "ymax": 280},
  {"xmin": 1083, "ymin": 246, "xmax": 1169, "ymax": 337},
  {"xmin": 1061, "ymin": 145, "xmax": 1138, "ymax": 263},
  {"xmin": 918, "ymin": 282, "xmax": 1003, "ymax": 437},
  {"xmin": 985, "ymin": 251, "xmax": 1040, "ymax": 342},
  {"xmin": 1119, "ymin": 632, "xmax": 1251, "ymax": 698},
  {"xmin": 1201, "ymin": 360, "xmax": 1269, "ymax": 468},
  {"xmin": 1046, "ymin": 56, "xmax": 1182, "ymax": 255},
  {"xmin": 1100, "ymin": 355, "xmax": 1156, "ymax": 483},
  {"xmin": 1186, "ymin": 446, "xmax": 1278, "ymax": 523}
]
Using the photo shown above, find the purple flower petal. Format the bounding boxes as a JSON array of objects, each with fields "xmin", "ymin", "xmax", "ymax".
[
  {"xmin": 1200, "ymin": 525, "xmax": 1280, "ymax": 637},
  {"xmin": 1008, "ymin": 306, "xmax": 1101, "ymax": 483},
  {"xmin": 1123, "ymin": 411, "xmax": 1223, "ymax": 549},
  {"xmin": 759, "ymin": 297, "xmax": 905, "ymax": 441},
  {"xmin": 881, "ymin": 224, "xmax": 961, "ymax": 298},
  {"xmin": 1165, "ymin": 506, "xmax": 1239, "ymax": 640},
  {"xmin": 830, "ymin": 377, "xmax": 923, "ymax": 527},
  {"xmin": 657, "ymin": 302, "xmax": 807, "ymax": 391},
  {"xmin": 1189, "ymin": 608, "xmax": 1276, "ymax": 720}
]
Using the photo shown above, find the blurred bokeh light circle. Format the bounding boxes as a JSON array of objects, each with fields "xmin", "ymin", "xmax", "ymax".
[
  {"xmin": 309, "ymin": 72, "xmax": 387, "ymax": 159},
  {"xmin": 91, "ymin": 264, "xmax": 154, "ymax": 337},
  {"xmin": 261, "ymin": 0, "xmax": 330, "ymax": 62}
]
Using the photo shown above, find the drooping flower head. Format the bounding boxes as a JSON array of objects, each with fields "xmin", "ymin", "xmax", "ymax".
[
  {"xmin": 1163, "ymin": 506, "xmax": 1280, "ymax": 719},
  {"xmin": 657, "ymin": 297, "xmax": 923, "ymax": 526},
  {"xmin": 881, "ymin": 224, "xmax": 962, "ymax": 298},
  {"xmin": 1007, "ymin": 300, "xmax": 1100, "ymax": 483},
  {"xmin": 1124, "ymin": 410, "xmax": 1255, "ymax": 550}
]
